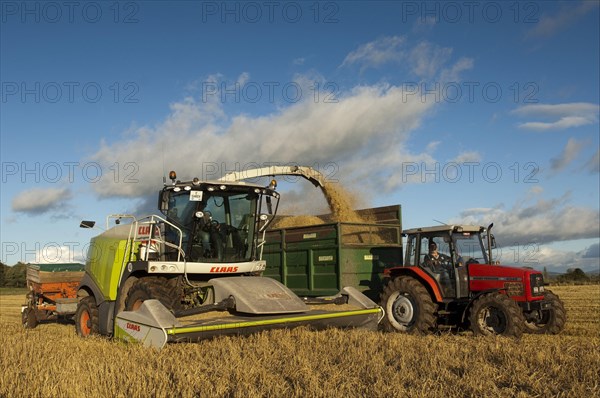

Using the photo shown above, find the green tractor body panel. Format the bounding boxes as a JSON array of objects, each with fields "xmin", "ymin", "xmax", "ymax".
[{"xmin": 86, "ymin": 225, "xmax": 137, "ymax": 301}]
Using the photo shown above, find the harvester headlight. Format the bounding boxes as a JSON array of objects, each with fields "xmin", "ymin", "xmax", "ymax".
[
  {"xmin": 150, "ymin": 265, "xmax": 157, "ymax": 272},
  {"xmin": 161, "ymin": 264, "xmax": 167, "ymax": 271},
  {"xmin": 254, "ymin": 188, "xmax": 260, "ymax": 193},
  {"xmin": 169, "ymin": 266, "xmax": 175, "ymax": 272},
  {"xmin": 207, "ymin": 187, "xmax": 215, "ymax": 192},
  {"xmin": 184, "ymin": 186, "xmax": 191, "ymax": 191},
  {"xmin": 220, "ymin": 185, "xmax": 227, "ymax": 190},
  {"xmin": 173, "ymin": 187, "xmax": 181, "ymax": 192}
]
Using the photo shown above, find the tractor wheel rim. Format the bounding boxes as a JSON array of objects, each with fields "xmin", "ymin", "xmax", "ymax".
[
  {"xmin": 80, "ymin": 310, "xmax": 91, "ymax": 336},
  {"xmin": 132, "ymin": 299, "xmax": 144, "ymax": 311},
  {"xmin": 479, "ymin": 306, "xmax": 506, "ymax": 334},
  {"xmin": 390, "ymin": 293, "xmax": 415, "ymax": 326}
]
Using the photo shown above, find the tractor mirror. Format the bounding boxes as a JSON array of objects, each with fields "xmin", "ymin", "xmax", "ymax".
[
  {"xmin": 490, "ymin": 234, "xmax": 496, "ymax": 248},
  {"xmin": 266, "ymin": 196, "xmax": 273, "ymax": 215},
  {"xmin": 80, "ymin": 220, "xmax": 95, "ymax": 229},
  {"xmin": 159, "ymin": 191, "xmax": 170, "ymax": 214}
]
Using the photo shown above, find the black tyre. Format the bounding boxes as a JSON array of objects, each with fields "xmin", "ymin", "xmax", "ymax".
[
  {"xmin": 524, "ymin": 291, "xmax": 566, "ymax": 334},
  {"xmin": 469, "ymin": 293, "xmax": 524, "ymax": 338},
  {"xmin": 125, "ymin": 278, "xmax": 181, "ymax": 312},
  {"xmin": 379, "ymin": 276, "xmax": 437, "ymax": 334},
  {"xmin": 75, "ymin": 296, "xmax": 99, "ymax": 337},
  {"xmin": 22, "ymin": 308, "xmax": 37, "ymax": 329}
]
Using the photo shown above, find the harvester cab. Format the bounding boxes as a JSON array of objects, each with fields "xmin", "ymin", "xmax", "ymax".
[
  {"xmin": 156, "ymin": 170, "xmax": 279, "ymax": 265},
  {"xmin": 380, "ymin": 224, "xmax": 566, "ymax": 338},
  {"xmin": 75, "ymin": 169, "xmax": 382, "ymax": 348}
]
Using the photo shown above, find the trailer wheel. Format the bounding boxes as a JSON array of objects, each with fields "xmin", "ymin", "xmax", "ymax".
[
  {"xmin": 379, "ymin": 276, "xmax": 437, "ymax": 334},
  {"xmin": 125, "ymin": 278, "xmax": 181, "ymax": 312},
  {"xmin": 524, "ymin": 291, "xmax": 566, "ymax": 334},
  {"xmin": 75, "ymin": 296, "xmax": 99, "ymax": 337},
  {"xmin": 22, "ymin": 308, "xmax": 37, "ymax": 329},
  {"xmin": 469, "ymin": 293, "xmax": 524, "ymax": 338}
]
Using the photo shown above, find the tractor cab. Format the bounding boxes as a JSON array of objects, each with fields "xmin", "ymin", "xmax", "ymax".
[
  {"xmin": 158, "ymin": 172, "xmax": 280, "ymax": 263},
  {"xmin": 403, "ymin": 225, "xmax": 491, "ymax": 299}
]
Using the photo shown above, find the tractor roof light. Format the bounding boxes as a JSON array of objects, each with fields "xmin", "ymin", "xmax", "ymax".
[
  {"xmin": 269, "ymin": 179, "xmax": 277, "ymax": 190},
  {"xmin": 169, "ymin": 170, "xmax": 177, "ymax": 184}
]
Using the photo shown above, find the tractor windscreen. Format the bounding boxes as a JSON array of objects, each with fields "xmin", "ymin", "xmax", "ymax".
[
  {"xmin": 453, "ymin": 232, "xmax": 489, "ymax": 265},
  {"xmin": 163, "ymin": 188, "xmax": 260, "ymax": 263}
]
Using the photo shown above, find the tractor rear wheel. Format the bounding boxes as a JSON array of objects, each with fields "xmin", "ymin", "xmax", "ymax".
[
  {"xmin": 380, "ymin": 276, "xmax": 437, "ymax": 334},
  {"xmin": 524, "ymin": 291, "xmax": 566, "ymax": 334},
  {"xmin": 469, "ymin": 293, "xmax": 524, "ymax": 338},
  {"xmin": 75, "ymin": 296, "xmax": 99, "ymax": 337},
  {"xmin": 125, "ymin": 278, "xmax": 181, "ymax": 312}
]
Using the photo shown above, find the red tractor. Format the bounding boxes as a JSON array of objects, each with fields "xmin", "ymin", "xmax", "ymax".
[{"xmin": 380, "ymin": 224, "xmax": 566, "ymax": 337}]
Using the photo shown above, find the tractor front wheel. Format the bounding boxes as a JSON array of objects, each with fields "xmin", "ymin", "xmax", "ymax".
[
  {"xmin": 469, "ymin": 293, "xmax": 524, "ymax": 338},
  {"xmin": 379, "ymin": 276, "xmax": 437, "ymax": 334},
  {"xmin": 524, "ymin": 291, "xmax": 566, "ymax": 334},
  {"xmin": 75, "ymin": 296, "xmax": 99, "ymax": 337}
]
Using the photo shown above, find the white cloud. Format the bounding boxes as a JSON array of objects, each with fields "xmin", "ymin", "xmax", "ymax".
[
  {"xmin": 513, "ymin": 102, "xmax": 599, "ymax": 131},
  {"xmin": 526, "ymin": 1, "xmax": 599, "ymax": 39},
  {"xmin": 341, "ymin": 36, "xmax": 406, "ymax": 71},
  {"xmin": 409, "ymin": 41, "xmax": 453, "ymax": 79},
  {"xmin": 584, "ymin": 149, "xmax": 599, "ymax": 173},
  {"xmin": 550, "ymin": 138, "xmax": 586, "ymax": 172},
  {"xmin": 340, "ymin": 37, "xmax": 473, "ymax": 84},
  {"xmin": 236, "ymin": 72, "xmax": 250, "ymax": 86},
  {"xmin": 33, "ymin": 244, "xmax": 86, "ymax": 264},
  {"xmin": 88, "ymin": 83, "xmax": 438, "ymax": 198},
  {"xmin": 450, "ymin": 151, "xmax": 481, "ymax": 164},
  {"xmin": 12, "ymin": 187, "xmax": 72, "ymax": 215},
  {"xmin": 452, "ymin": 194, "xmax": 600, "ymax": 246}
]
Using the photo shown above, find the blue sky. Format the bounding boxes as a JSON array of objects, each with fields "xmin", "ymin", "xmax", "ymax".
[{"xmin": 1, "ymin": 1, "xmax": 599, "ymax": 272}]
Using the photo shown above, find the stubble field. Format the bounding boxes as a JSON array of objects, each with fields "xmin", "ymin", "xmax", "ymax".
[{"xmin": 1, "ymin": 285, "xmax": 598, "ymax": 398}]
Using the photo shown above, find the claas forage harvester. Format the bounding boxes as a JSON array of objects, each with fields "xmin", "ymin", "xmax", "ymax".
[{"xmin": 69, "ymin": 170, "xmax": 382, "ymax": 348}]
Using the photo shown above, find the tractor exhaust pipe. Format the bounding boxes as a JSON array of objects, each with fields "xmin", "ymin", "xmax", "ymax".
[{"xmin": 487, "ymin": 223, "xmax": 494, "ymax": 265}]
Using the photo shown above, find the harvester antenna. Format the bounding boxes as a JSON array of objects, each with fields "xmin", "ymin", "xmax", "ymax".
[{"xmin": 433, "ymin": 219, "xmax": 447, "ymax": 225}]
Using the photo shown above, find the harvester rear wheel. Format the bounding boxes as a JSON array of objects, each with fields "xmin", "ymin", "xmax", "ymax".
[
  {"xmin": 125, "ymin": 278, "xmax": 181, "ymax": 312},
  {"xmin": 22, "ymin": 308, "xmax": 37, "ymax": 329},
  {"xmin": 469, "ymin": 292, "xmax": 524, "ymax": 338},
  {"xmin": 75, "ymin": 296, "xmax": 99, "ymax": 337},
  {"xmin": 524, "ymin": 291, "xmax": 566, "ymax": 334},
  {"xmin": 379, "ymin": 276, "xmax": 437, "ymax": 334}
]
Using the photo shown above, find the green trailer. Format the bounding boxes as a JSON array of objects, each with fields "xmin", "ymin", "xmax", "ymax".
[{"xmin": 263, "ymin": 205, "xmax": 402, "ymax": 301}]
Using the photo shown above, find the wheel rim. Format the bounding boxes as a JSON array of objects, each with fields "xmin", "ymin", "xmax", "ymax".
[
  {"xmin": 80, "ymin": 310, "xmax": 91, "ymax": 336},
  {"xmin": 132, "ymin": 299, "xmax": 144, "ymax": 311},
  {"xmin": 526, "ymin": 309, "xmax": 551, "ymax": 329},
  {"xmin": 478, "ymin": 306, "xmax": 507, "ymax": 334},
  {"xmin": 386, "ymin": 292, "xmax": 415, "ymax": 330}
]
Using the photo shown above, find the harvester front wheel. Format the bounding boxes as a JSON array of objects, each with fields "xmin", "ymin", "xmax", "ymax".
[
  {"xmin": 524, "ymin": 291, "xmax": 566, "ymax": 334},
  {"xmin": 75, "ymin": 296, "xmax": 99, "ymax": 337},
  {"xmin": 469, "ymin": 293, "xmax": 524, "ymax": 338},
  {"xmin": 380, "ymin": 276, "xmax": 437, "ymax": 334},
  {"xmin": 125, "ymin": 278, "xmax": 180, "ymax": 312}
]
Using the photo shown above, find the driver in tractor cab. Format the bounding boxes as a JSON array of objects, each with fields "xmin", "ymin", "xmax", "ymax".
[
  {"xmin": 196, "ymin": 211, "xmax": 214, "ymax": 257},
  {"xmin": 424, "ymin": 242, "xmax": 450, "ymax": 270},
  {"xmin": 424, "ymin": 241, "xmax": 453, "ymax": 289}
]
